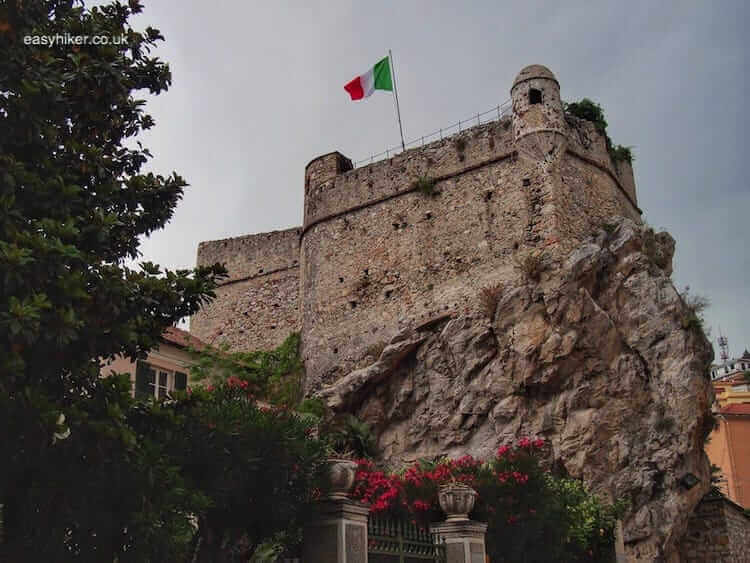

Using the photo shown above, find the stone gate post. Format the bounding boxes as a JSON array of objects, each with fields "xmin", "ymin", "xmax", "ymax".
[
  {"xmin": 430, "ymin": 520, "xmax": 488, "ymax": 563},
  {"xmin": 432, "ymin": 483, "xmax": 487, "ymax": 563},
  {"xmin": 302, "ymin": 459, "xmax": 368, "ymax": 563},
  {"xmin": 302, "ymin": 497, "xmax": 369, "ymax": 563}
]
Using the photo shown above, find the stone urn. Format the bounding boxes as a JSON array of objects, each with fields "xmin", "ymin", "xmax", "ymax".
[
  {"xmin": 438, "ymin": 483, "xmax": 478, "ymax": 521},
  {"xmin": 327, "ymin": 458, "xmax": 358, "ymax": 500}
]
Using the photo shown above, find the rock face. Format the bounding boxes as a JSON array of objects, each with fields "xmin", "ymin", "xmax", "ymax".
[{"xmin": 317, "ymin": 217, "xmax": 714, "ymax": 562}]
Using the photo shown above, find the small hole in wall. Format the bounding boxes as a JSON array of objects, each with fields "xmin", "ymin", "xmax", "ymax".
[
  {"xmin": 523, "ymin": 178, "xmax": 531, "ymax": 187},
  {"xmin": 258, "ymin": 268, "xmax": 264, "ymax": 273},
  {"xmin": 333, "ymin": 347, "xmax": 338, "ymax": 354},
  {"xmin": 385, "ymin": 290, "xmax": 393, "ymax": 298},
  {"xmin": 425, "ymin": 212, "xmax": 432, "ymax": 220},
  {"xmin": 270, "ymin": 325, "xmax": 276, "ymax": 330},
  {"xmin": 363, "ymin": 268, "xmax": 369, "ymax": 276},
  {"xmin": 513, "ymin": 241, "xmax": 520, "ymax": 250},
  {"xmin": 392, "ymin": 223, "xmax": 400, "ymax": 230},
  {"xmin": 529, "ymin": 88, "xmax": 542, "ymax": 105},
  {"xmin": 484, "ymin": 191, "xmax": 493, "ymax": 202},
  {"xmin": 350, "ymin": 301, "xmax": 357, "ymax": 309},
  {"xmin": 339, "ymin": 277, "xmax": 344, "ymax": 283}
]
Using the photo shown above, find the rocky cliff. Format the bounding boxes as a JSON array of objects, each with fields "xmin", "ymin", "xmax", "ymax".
[{"xmin": 318, "ymin": 217, "xmax": 714, "ymax": 562}]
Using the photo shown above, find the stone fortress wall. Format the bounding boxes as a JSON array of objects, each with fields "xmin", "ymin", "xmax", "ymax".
[
  {"xmin": 192, "ymin": 65, "xmax": 641, "ymax": 390},
  {"xmin": 192, "ymin": 227, "xmax": 301, "ymax": 351}
]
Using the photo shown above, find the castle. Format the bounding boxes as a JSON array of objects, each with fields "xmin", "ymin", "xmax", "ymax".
[{"xmin": 192, "ymin": 65, "xmax": 641, "ymax": 391}]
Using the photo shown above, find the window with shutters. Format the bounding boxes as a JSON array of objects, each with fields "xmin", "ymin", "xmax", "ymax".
[{"xmin": 134, "ymin": 361, "xmax": 188, "ymax": 399}]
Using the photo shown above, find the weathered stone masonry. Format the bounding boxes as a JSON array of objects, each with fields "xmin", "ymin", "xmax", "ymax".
[
  {"xmin": 193, "ymin": 227, "xmax": 301, "ymax": 351},
  {"xmin": 192, "ymin": 65, "xmax": 640, "ymax": 391}
]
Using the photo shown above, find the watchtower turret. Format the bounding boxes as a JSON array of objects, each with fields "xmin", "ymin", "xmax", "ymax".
[{"xmin": 510, "ymin": 65, "xmax": 567, "ymax": 159}]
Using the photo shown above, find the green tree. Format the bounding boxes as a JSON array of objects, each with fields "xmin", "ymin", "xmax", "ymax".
[
  {"xmin": 0, "ymin": 0, "xmax": 225, "ymax": 558},
  {"xmin": 172, "ymin": 383, "xmax": 328, "ymax": 562}
]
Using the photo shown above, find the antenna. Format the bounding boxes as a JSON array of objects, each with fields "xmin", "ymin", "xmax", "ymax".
[{"xmin": 717, "ymin": 328, "xmax": 729, "ymax": 363}]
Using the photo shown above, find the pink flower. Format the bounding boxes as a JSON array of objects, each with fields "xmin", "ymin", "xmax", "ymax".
[
  {"xmin": 497, "ymin": 445, "xmax": 510, "ymax": 458},
  {"xmin": 517, "ymin": 437, "xmax": 531, "ymax": 448},
  {"xmin": 532, "ymin": 438, "xmax": 545, "ymax": 448}
]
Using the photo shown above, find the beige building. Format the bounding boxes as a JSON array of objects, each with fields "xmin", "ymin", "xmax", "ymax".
[{"xmin": 100, "ymin": 326, "xmax": 206, "ymax": 399}]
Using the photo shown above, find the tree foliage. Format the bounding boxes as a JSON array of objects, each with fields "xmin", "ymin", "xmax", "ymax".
[
  {"xmin": 0, "ymin": 1, "xmax": 230, "ymax": 558},
  {"xmin": 169, "ymin": 382, "xmax": 329, "ymax": 562},
  {"xmin": 189, "ymin": 332, "xmax": 305, "ymax": 408},
  {"xmin": 188, "ymin": 333, "xmax": 379, "ymax": 460}
]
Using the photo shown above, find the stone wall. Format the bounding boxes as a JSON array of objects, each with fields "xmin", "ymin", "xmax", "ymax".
[
  {"xmin": 192, "ymin": 227, "xmax": 301, "ymax": 351},
  {"xmin": 300, "ymin": 117, "xmax": 640, "ymax": 390},
  {"xmin": 679, "ymin": 495, "xmax": 750, "ymax": 562}
]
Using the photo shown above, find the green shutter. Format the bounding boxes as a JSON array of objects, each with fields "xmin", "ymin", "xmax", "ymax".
[
  {"xmin": 135, "ymin": 361, "xmax": 155, "ymax": 399},
  {"xmin": 174, "ymin": 371, "xmax": 187, "ymax": 391}
]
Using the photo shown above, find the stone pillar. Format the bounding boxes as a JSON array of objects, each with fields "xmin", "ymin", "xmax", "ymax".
[
  {"xmin": 615, "ymin": 519, "xmax": 626, "ymax": 563},
  {"xmin": 431, "ymin": 520, "xmax": 488, "ymax": 563},
  {"xmin": 302, "ymin": 498, "xmax": 369, "ymax": 563}
]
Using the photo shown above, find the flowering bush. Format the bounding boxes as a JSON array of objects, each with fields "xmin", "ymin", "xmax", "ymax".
[{"xmin": 351, "ymin": 438, "xmax": 625, "ymax": 562}]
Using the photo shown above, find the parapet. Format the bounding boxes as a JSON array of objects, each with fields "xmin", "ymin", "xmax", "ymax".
[{"xmin": 197, "ymin": 227, "xmax": 300, "ymax": 284}]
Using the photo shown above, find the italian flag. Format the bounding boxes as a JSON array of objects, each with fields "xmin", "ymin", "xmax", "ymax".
[{"xmin": 344, "ymin": 56, "xmax": 393, "ymax": 101}]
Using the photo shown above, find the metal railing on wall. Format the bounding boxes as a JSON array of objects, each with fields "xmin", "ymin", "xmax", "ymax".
[{"xmin": 354, "ymin": 98, "xmax": 512, "ymax": 168}]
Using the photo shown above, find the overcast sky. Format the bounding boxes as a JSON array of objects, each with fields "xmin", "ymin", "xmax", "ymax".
[{"xmin": 129, "ymin": 1, "xmax": 748, "ymax": 358}]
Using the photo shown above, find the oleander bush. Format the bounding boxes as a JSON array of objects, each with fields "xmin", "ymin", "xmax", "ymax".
[{"xmin": 351, "ymin": 438, "xmax": 626, "ymax": 562}]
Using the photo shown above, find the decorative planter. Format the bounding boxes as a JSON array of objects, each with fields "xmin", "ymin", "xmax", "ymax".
[
  {"xmin": 438, "ymin": 483, "xmax": 478, "ymax": 521},
  {"xmin": 327, "ymin": 458, "xmax": 358, "ymax": 500}
]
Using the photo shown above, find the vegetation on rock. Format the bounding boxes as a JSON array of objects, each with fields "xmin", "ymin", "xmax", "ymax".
[
  {"xmin": 565, "ymin": 98, "xmax": 633, "ymax": 164},
  {"xmin": 412, "ymin": 175, "xmax": 437, "ymax": 196}
]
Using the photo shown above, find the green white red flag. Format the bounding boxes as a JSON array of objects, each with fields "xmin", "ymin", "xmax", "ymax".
[{"xmin": 344, "ymin": 56, "xmax": 393, "ymax": 100}]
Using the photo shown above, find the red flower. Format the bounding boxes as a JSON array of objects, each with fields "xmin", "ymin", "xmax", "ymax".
[
  {"xmin": 517, "ymin": 437, "xmax": 531, "ymax": 449},
  {"xmin": 497, "ymin": 445, "xmax": 510, "ymax": 458},
  {"xmin": 532, "ymin": 438, "xmax": 545, "ymax": 448}
]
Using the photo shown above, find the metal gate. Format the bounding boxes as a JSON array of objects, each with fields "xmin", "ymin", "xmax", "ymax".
[{"xmin": 367, "ymin": 516, "xmax": 446, "ymax": 563}]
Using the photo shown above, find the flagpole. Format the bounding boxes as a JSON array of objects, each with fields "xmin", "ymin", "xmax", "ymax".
[{"xmin": 388, "ymin": 49, "xmax": 406, "ymax": 152}]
